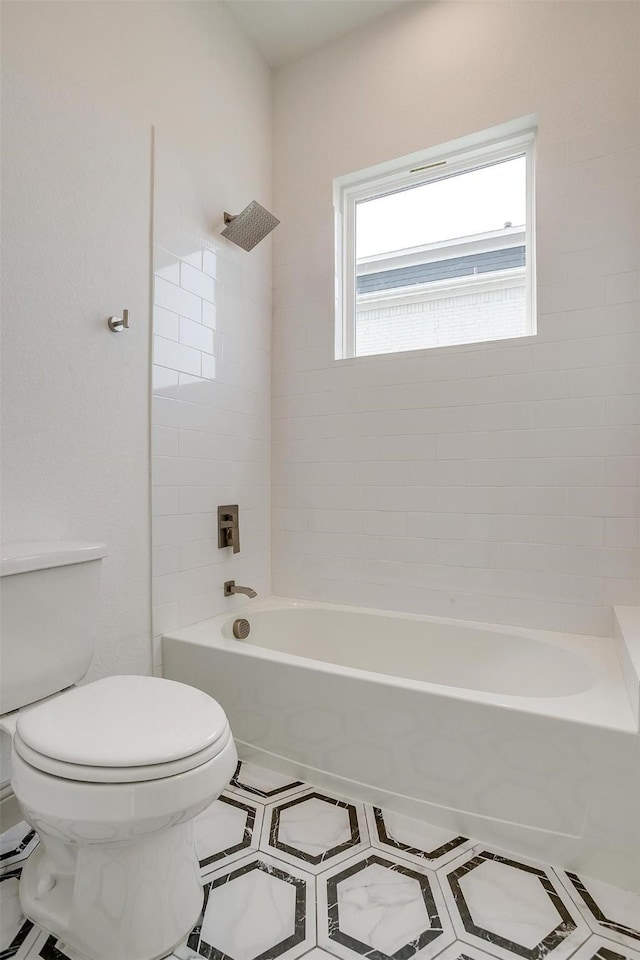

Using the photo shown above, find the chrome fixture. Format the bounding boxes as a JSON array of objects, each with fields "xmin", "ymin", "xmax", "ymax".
[
  {"xmin": 221, "ymin": 201, "xmax": 280, "ymax": 252},
  {"xmin": 107, "ymin": 309, "xmax": 130, "ymax": 333},
  {"xmin": 218, "ymin": 505, "xmax": 240, "ymax": 554},
  {"xmin": 232, "ymin": 618, "xmax": 251, "ymax": 640},
  {"xmin": 224, "ymin": 581, "xmax": 257, "ymax": 599}
]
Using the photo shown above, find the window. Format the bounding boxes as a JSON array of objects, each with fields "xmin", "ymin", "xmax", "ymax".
[{"xmin": 334, "ymin": 118, "xmax": 537, "ymax": 359}]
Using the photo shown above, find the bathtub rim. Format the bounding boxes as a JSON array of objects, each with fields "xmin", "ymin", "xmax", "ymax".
[
  {"xmin": 162, "ymin": 596, "xmax": 638, "ymax": 734},
  {"xmin": 614, "ymin": 605, "xmax": 640, "ymax": 727}
]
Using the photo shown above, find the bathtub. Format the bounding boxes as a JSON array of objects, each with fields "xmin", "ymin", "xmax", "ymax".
[{"xmin": 162, "ymin": 597, "xmax": 640, "ymax": 890}]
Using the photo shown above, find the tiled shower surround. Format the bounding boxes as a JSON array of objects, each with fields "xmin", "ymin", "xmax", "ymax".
[
  {"xmin": 151, "ymin": 140, "xmax": 271, "ymax": 672},
  {"xmin": 272, "ymin": 113, "xmax": 639, "ymax": 637},
  {"xmin": 2, "ymin": 762, "xmax": 639, "ymax": 960}
]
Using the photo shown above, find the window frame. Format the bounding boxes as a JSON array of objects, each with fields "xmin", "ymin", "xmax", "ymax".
[{"xmin": 334, "ymin": 118, "xmax": 537, "ymax": 360}]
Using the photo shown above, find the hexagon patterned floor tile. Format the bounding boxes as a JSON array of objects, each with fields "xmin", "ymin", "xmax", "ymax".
[
  {"xmin": 440, "ymin": 848, "xmax": 592, "ymax": 960},
  {"xmin": 317, "ymin": 852, "xmax": 455, "ymax": 960},
  {"xmin": 0, "ymin": 822, "xmax": 38, "ymax": 872},
  {"xmin": 566, "ymin": 935, "xmax": 640, "ymax": 960},
  {"xmin": 261, "ymin": 789, "xmax": 370, "ymax": 874},
  {"xmin": 1, "ymin": 764, "xmax": 639, "ymax": 960},
  {"xmin": 175, "ymin": 852, "xmax": 315, "ymax": 960},
  {"xmin": 557, "ymin": 872, "xmax": 640, "ymax": 953},
  {"xmin": 228, "ymin": 760, "xmax": 309, "ymax": 803},
  {"xmin": 195, "ymin": 791, "xmax": 264, "ymax": 877},
  {"xmin": 298, "ymin": 951, "xmax": 336, "ymax": 960},
  {"xmin": 10, "ymin": 931, "xmax": 89, "ymax": 960},
  {"xmin": 429, "ymin": 943, "xmax": 514, "ymax": 960},
  {"xmin": 366, "ymin": 805, "xmax": 474, "ymax": 869}
]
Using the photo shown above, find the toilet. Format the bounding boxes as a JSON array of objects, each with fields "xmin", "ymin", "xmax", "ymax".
[{"xmin": 0, "ymin": 541, "xmax": 237, "ymax": 960}]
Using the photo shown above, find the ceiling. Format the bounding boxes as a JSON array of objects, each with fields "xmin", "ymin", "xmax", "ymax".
[{"xmin": 225, "ymin": 0, "xmax": 410, "ymax": 69}]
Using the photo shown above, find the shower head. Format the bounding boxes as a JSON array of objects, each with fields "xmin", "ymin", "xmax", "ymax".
[{"xmin": 221, "ymin": 201, "xmax": 280, "ymax": 251}]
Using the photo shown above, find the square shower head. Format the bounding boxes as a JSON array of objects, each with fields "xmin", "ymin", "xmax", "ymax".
[{"xmin": 221, "ymin": 200, "xmax": 280, "ymax": 252}]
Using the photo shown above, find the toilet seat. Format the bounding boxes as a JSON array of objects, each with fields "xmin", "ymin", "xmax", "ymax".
[
  {"xmin": 14, "ymin": 675, "xmax": 230, "ymax": 783},
  {"xmin": 13, "ymin": 725, "xmax": 232, "ymax": 782}
]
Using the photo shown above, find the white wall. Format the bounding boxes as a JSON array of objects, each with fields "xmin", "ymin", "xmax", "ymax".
[
  {"xmin": 272, "ymin": 1, "xmax": 640, "ymax": 636},
  {"xmin": 151, "ymin": 134, "xmax": 272, "ymax": 670},
  {"xmin": 1, "ymin": 1, "xmax": 271, "ymax": 773}
]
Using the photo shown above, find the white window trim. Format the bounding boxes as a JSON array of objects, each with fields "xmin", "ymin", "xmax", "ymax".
[{"xmin": 334, "ymin": 116, "xmax": 537, "ymax": 361}]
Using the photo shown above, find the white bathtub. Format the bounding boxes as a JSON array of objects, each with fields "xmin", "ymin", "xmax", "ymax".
[{"xmin": 162, "ymin": 597, "xmax": 640, "ymax": 890}]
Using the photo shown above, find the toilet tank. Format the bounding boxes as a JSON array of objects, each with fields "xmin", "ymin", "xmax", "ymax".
[{"xmin": 0, "ymin": 542, "xmax": 107, "ymax": 713}]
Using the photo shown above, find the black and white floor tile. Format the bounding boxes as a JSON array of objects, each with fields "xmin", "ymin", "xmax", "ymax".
[
  {"xmin": 568, "ymin": 937, "xmax": 640, "ymax": 960},
  {"xmin": 261, "ymin": 790, "xmax": 369, "ymax": 874},
  {"xmin": 1, "ymin": 760, "xmax": 638, "ymax": 960},
  {"xmin": 559, "ymin": 873, "xmax": 640, "ymax": 954},
  {"xmin": 176, "ymin": 851, "xmax": 315, "ymax": 960},
  {"xmin": 317, "ymin": 851, "xmax": 456, "ymax": 960},
  {"xmin": 440, "ymin": 848, "xmax": 592, "ymax": 960},
  {"xmin": 0, "ymin": 824, "xmax": 38, "ymax": 871},
  {"xmin": 196, "ymin": 792, "xmax": 264, "ymax": 875},
  {"xmin": 228, "ymin": 760, "xmax": 308, "ymax": 804},
  {"xmin": 366, "ymin": 805, "xmax": 475, "ymax": 869}
]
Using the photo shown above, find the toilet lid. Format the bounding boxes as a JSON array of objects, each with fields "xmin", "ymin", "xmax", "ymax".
[
  {"xmin": 16, "ymin": 676, "xmax": 229, "ymax": 769},
  {"xmin": 13, "ymin": 725, "xmax": 232, "ymax": 782}
]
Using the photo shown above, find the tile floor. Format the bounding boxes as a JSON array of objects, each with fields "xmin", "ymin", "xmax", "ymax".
[{"xmin": 1, "ymin": 761, "xmax": 639, "ymax": 960}]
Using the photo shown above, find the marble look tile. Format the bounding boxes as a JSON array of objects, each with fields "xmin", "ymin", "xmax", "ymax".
[
  {"xmin": 366, "ymin": 806, "xmax": 474, "ymax": 869},
  {"xmin": 195, "ymin": 792, "xmax": 263, "ymax": 876},
  {"xmin": 318, "ymin": 852, "xmax": 455, "ymax": 960},
  {"xmin": 173, "ymin": 947, "xmax": 201, "ymax": 960},
  {"xmin": 568, "ymin": 935, "xmax": 640, "ymax": 960},
  {"xmin": 262, "ymin": 790, "xmax": 369, "ymax": 874},
  {"xmin": 0, "ymin": 823, "xmax": 38, "ymax": 871},
  {"xmin": 228, "ymin": 761, "xmax": 308, "ymax": 804},
  {"xmin": 441, "ymin": 849, "xmax": 591, "ymax": 960},
  {"xmin": 432, "ymin": 942, "xmax": 510, "ymax": 960},
  {"xmin": 0, "ymin": 923, "xmax": 86, "ymax": 960},
  {"xmin": 559, "ymin": 873, "xmax": 640, "ymax": 952},
  {"xmin": 185, "ymin": 852, "xmax": 314, "ymax": 960},
  {"xmin": 25, "ymin": 933, "xmax": 88, "ymax": 960},
  {"xmin": 0, "ymin": 777, "xmax": 638, "ymax": 960}
]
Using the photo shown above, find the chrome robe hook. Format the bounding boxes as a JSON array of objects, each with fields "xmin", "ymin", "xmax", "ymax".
[{"xmin": 107, "ymin": 309, "xmax": 130, "ymax": 332}]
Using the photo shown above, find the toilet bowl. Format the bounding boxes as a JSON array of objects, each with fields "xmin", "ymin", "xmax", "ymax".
[
  {"xmin": 4, "ymin": 675, "xmax": 237, "ymax": 960},
  {"xmin": 1, "ymin": 541, "xmax": 238, "ymax": 959}
]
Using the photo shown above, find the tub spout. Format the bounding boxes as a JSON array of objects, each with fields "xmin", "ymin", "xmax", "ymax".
[{"xmin": 224, "ymin": 580, "xmax": 257, "ymax": 599}]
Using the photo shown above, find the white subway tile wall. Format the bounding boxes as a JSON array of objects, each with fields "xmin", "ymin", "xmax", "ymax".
[
  {"xmin": 271, "ymin": 120, "xmax": 639, "ymax": 636},
  {"xmin": 151, "ymin": 147, "xmax": 271, "ymax": 673}
]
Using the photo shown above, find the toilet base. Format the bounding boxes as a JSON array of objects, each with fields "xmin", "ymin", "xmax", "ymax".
[{"xmin": 20, "ymin": 821, "xmax": 204, "ymax": 960}]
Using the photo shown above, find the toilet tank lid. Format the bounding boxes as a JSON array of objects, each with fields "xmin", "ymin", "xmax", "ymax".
[{"xmin": 0, "ymin": 541, "xmax": 108, "ymax": 577}]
